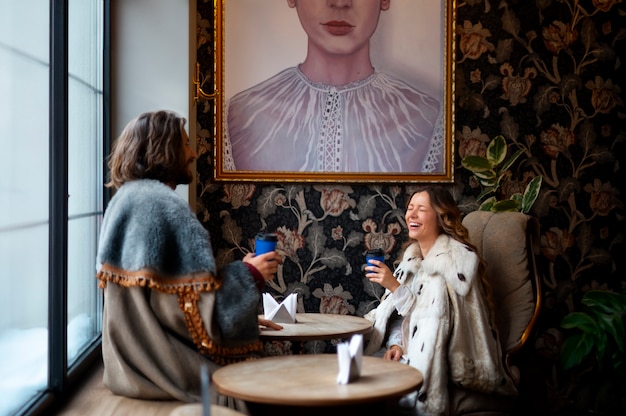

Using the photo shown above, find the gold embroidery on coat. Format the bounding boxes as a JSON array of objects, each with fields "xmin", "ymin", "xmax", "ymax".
[{"xmin": 97, "ymin": 263, "xmax": 263, "ymax": 365}]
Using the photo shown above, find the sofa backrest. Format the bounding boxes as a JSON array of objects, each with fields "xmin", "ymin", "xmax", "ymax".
[{"xmin": 461, "ymin": 211, "xmax": 541, "ymax": 356}]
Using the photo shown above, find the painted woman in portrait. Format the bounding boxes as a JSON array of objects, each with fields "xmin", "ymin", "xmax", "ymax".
[{"xmin": 223, "ymin": 0, "xmax": 443, "ymax": 174}]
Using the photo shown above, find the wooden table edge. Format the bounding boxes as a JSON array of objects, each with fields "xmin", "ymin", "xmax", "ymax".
[
  {"xmin": 212, "ymin": 355, "xmax": 422, "ymax": 407},
  {"xmin": 258, "ymin": 313, "xmax": 373, "ymax": 341}
]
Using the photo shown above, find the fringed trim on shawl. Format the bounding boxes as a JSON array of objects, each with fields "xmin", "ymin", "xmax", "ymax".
[
  {"xmin": 96, "ymin": 264, "xmax": 222, "ymax": 292},
  {"xmin": 179, "ymin": 290, "xmax": 264, "ymax": 366},
  {"xmin": 97, "ymin": 263, "xmax": 263, "ymax": 366}
]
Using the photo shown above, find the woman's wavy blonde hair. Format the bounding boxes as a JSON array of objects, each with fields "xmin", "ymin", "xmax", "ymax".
[{"xmin": 106, "ymin": 110, "xmax": 187, "ymax": 189}]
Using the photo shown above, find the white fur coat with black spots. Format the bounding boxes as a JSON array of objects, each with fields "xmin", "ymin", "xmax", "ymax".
[{"xmin": 364, "ymin": 234, "xmax": 515, "ymax": 415}]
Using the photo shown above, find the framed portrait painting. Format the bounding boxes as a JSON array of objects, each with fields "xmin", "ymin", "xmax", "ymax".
[{"xmin": 210, "ymin": 0, "xmax": 455, "ymax": 183}]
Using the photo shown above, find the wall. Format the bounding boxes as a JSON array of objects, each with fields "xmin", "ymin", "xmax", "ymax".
[
  {"xmin": 195, "ymin": 1, "xmax": 626, "ymax": 415},
  {"xmin": 111, "ymin": 0, "xmax": 191, "ymax": 200}
]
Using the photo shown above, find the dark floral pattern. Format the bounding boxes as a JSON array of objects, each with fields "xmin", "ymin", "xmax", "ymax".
[{"xmin": 195, "ymin": 1, "xmax": 625, "ymax": 414}]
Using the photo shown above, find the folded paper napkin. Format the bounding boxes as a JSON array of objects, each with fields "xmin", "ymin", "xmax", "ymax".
[
  {"xmin": 263, "ymin": 293, "xmax": 297, "ymax": 323},
  {"xmin": 336, "ymin": 334, "xmax": 363, "ymax": 384}
]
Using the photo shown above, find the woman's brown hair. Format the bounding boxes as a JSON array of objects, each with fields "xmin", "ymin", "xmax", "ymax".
[
  {"xmin": 106, "ymin": 110, "xmax": 187, "ymax": 189},
  {"xmin": 402, "ymin": 186, "xmax": 496, "ymax": 321}
]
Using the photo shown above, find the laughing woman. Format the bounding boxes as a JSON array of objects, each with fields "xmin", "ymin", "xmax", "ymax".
[{"xmin": 363, "ymin": 186, "xmax": 516, "ymax": 415}]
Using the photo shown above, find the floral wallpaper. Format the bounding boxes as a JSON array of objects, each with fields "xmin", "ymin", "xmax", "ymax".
[{"xmin": 195, "ymin": 1, "xmax": 625, "ymax": 414}]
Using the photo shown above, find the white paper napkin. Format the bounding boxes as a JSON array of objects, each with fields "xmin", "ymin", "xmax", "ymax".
[
  {"xmin": 336, "ymin": 334, "xmax": 363, "ymax": 384},
  {"xmin": 263, "ymin": 293, "xmax": 297, "ymax": 323}
]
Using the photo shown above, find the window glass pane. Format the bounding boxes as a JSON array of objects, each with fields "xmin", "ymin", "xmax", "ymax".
[
  {"xmin": 0, "ymin": 1, "xmax": 50, "ymax": 227},
  {"xmin": 0, "ymin": 227, "xmax": 49, "ymax": 416},
  {"xmin": 67, "ymin": 217, "xmax": 101, "ymax": 363},
  {"xmin": 67, "ymin": 0, "xmax": 103, "ymax": 365},
  {"xmin": 0, "ymin": 1, "xmax": 50, "ymax": 415}
]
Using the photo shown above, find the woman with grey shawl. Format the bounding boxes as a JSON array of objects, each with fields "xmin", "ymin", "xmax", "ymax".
[{"xmin": 96, "ymin": 110, "xmax": 282, "ymax": 404}]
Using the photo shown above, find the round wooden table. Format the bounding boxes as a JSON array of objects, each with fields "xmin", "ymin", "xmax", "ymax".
[
  {"xmin": 212, "ymin": 354, "xmax": 422, "ymax": 415},
  {"xmin": 259, "ymin": 312, "xmax": 373, "ymax": 341}
]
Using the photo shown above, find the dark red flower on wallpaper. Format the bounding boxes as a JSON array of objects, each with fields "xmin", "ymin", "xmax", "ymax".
[
  {"xmin": 540, "ymin": 124, "xmax": 576, "ymax": 159},
  {"xmin": 542, "ymin": 20, "xmax": 578, "ymax": 55}
]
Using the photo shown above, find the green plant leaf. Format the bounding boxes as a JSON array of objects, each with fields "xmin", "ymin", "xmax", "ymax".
[
  {"xmin": 583, "ymin": 290, "xmax": 626, "ymax": 314},
  {"xmin": 594, "ymin": 313, "xmax": 625, "ymax": 354},
  {"xmin": 486, "ymin": 135, "xmax": 507, "ymax": 166},
  {"xmin": 473, "ymin": 169, "xmax": 497, "ymax": 181},
  {"xmin": 612, "ymin": 315, "xmax": 625, "ymax": 352},
  {"xmin": 479, "ymin": 178, "xmax": 498, "ymax": 188},
  {"xmin": 494, "ymin": 171, "xmax": 513, "ymax": 195},
  {"xmin": 491, "ymin": 199, "xmax": 520, "ymax": 212},
  {"xmin": 561, "ymin": 332, "xmax": 595, "ymax": 370},
  {"xmin": 501, "ymin": 148, "xmax": 525, "ymax": 172},
  {"xmin": 479, "ymin": 197, "xmax": 496, "ymax": 211},
  {"xmin": 589, "ymin": 315, "xmax": 609, "ymax": 358},
  {"xmin": 510, "ymin": 193, "xmax": 523, "ymax": 205},
  {"xmin": 611, "ymin": 351, "xmax": 626, "ymax": 378},
  {"xmin": 561, "ymin": 312, "xmax": 599, "ymax": 333},
  {"xmin": 475, "ymin": 168, "xmax": 498, "ymax": 187},
  {"xmin": 520, "ymin": 176, "xmax": 543, "ymax": 213},
  {"xmin": 461, "ymin": 155, "xmax": 493, "ymax": 173}
]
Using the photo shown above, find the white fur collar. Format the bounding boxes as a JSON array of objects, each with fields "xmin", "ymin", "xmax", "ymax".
[{"xmin": 395, "ymin": 234, "xmax": 478, "ymax": 296}]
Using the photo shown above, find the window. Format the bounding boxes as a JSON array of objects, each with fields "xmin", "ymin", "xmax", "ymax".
[{"xmin": 0, "ymin": 1, "xmax": 108, "ymax": 415}]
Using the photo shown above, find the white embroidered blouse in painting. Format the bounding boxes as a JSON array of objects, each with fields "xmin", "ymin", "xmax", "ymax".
[{"xmin": 224, "ymin": 66, "xmax": 443, "ymax": 173}]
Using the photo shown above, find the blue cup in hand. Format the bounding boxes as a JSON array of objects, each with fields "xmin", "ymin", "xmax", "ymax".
[
  {"xmin": 366, "ymin": 248, "xmax": 385, "ymax": 273},
  {"xmin": 255, "ymin": 233, "xmax": 278, "ymax": 256}
]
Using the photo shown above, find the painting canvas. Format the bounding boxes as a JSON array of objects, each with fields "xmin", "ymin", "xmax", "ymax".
[{"xmin": 212, "ymin": 0, "xmax": 455, "ymax": 183}]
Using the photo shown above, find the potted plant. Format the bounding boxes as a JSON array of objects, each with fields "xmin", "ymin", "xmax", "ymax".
[
  {"xmin": 461, "ymin": 134, "xmax": 542, "ymax": 213},
  {"xmin": 559, "ymin": 288, "xmax": 626, "ymax": 414}
]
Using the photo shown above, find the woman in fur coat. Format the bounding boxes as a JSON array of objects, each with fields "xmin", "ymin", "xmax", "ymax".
[{"xmin": 363, "ymin": 186, "xmax": 516, "ymax": 415}]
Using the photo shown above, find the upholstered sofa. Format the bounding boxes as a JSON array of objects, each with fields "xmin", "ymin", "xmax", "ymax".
[{"xmin": 450, "ymin": 211, "xmax": 542, "ymax": 415}]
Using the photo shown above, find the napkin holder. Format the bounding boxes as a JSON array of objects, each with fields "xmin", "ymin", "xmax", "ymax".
[
  {"xmin": 336, "ymin": 334, "xmax": 363, "ymax": 384},
  {"xmin": 263, "ymin": 293, "xmax": 297, "ymax": 323}
]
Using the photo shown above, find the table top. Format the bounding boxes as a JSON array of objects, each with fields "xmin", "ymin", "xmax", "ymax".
[
  {"xmin": 212, "ymin": 354, "xmax": 423, "ymax": 407},
  {"xmin": 259, "ymin": 312, "xmax": 373, "ymax": 341},
  {"xmin": 169, "ymin": 404, "xmax": 244, "ymax": 416}
]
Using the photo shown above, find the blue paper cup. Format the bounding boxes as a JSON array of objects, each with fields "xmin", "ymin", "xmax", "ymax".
[
  {"xmin": 255, "ymin": 233, "xmax": 277, "ymax": 256},
  {"xmin": 366, "ymin": 249, "xmax": 385, "ymax": 273}
]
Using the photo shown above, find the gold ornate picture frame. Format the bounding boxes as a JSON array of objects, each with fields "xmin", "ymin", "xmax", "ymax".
[{"xmin": 208, "ymin": 0, "xmax": 455, "ymax": 183}]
